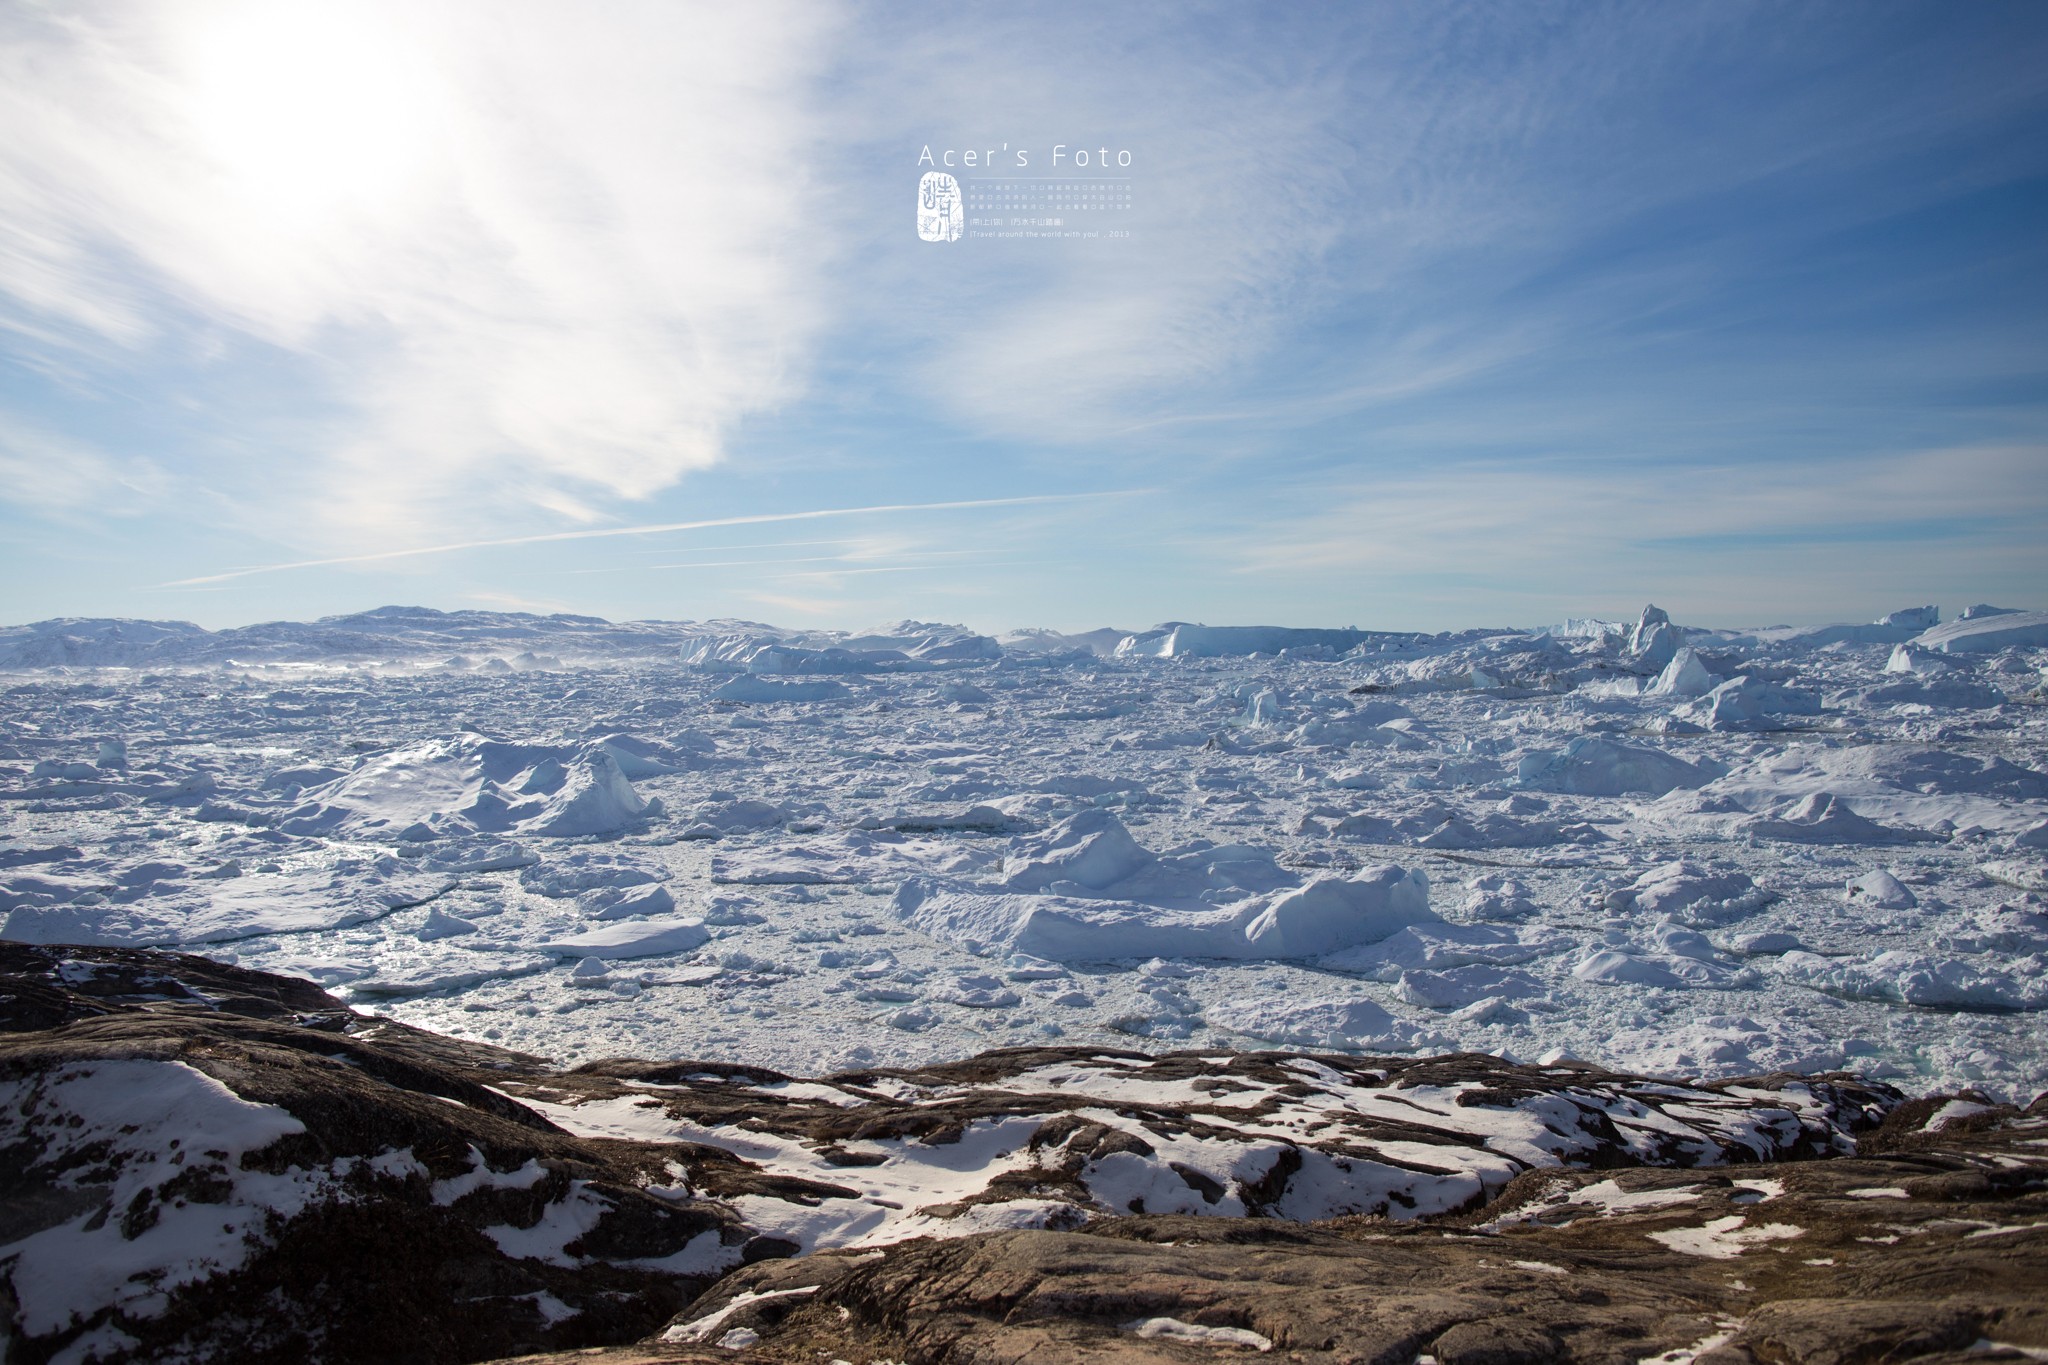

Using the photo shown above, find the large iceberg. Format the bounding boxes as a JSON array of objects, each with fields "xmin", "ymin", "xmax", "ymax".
[
  {"xmin": 278, "ymin": 736, "xmax": 655, "ymax": 839},
  {"xmin": 1911, "ymin": 610, "xmax": 2048, "ymax": 654}
]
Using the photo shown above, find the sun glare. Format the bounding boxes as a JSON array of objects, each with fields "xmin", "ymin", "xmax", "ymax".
[{"xmin": 180, "ymin": 2, "xmax": 437, "ymax": 224}]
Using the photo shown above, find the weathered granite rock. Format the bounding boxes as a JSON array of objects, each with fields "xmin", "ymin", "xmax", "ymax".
[
  {"xmin": 0, "ymin": 944, "xmax": 778, "ymax": 1365},
  {"xmin": 4, "ymin": 944, "xmax": 2045, "ymax": 1365},
  {"xmin": 555, "ymin": 1102, "xmax": 2048, "ymax": 1363}
]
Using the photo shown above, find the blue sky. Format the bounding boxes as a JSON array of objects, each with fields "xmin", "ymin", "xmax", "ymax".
[{"xmin": 1, "ymin": 0, "xmax": 2043, "ymax": 632}]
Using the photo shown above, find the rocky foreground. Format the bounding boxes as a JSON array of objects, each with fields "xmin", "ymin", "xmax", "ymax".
[{"xmin": 2, "ymin": 944, "xmax": 2044, "ymax": 1365}]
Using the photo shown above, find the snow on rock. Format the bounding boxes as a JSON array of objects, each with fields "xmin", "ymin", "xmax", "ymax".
[
  {"xmin": 0, "ymin": 617, "xmax": 213, "ymax": 668},
  {"xmin": 1128, "ymin": 1317, "xmax": 1273, "ymax": 1351},
  {"xmin": 530, "ymin": 1043, "xmax": 1900, "ymax": 1254},
  {"xmin": 0, "ymin": 1060, "xmax": 312, "ymax": 1338},
  {"xmin": 0, "ymin": 946, "xmax": 762, "ymax": 1363}
]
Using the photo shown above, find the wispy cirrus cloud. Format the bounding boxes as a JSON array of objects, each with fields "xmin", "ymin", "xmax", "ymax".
[
  {"xmin": 156, "ymin": 490, "xmax": 1142, "ymax": 585},
  {"xmin": 0, "ymin": 0, "xmax": 841, "ymax": 546},
  {"xmin": 0, "ymin": 409, "xmax": 172, "ymax": 514},
  {"xmin": 829, "ymin": 2, "xmax": 2048, "ymax": 453}
]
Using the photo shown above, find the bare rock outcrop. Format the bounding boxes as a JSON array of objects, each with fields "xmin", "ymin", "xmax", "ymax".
[{"xmin": 3, "ymin": 943, "xmax": 2044, "ymax": 1365}]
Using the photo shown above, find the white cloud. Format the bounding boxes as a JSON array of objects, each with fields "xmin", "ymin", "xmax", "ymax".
[{"xmin": 0, "ymin": 0, "xmax": 840, "ymax": 545}]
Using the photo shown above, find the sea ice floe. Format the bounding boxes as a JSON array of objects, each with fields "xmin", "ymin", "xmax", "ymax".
[
  {"xmin": 678, "ymin": 797, "xmax": 788, "ymax": 839},
  {"xmin": 1, "ymin": 863, "xmax": 450, "ymax": 947},
  {"xmin": 1395, "ymin": 965, "xmax": 1542, "ymax": 1010},
  {"xmin": 1603, "ymin": 861, "xmax": 1774, "ymax": 927},
  {"xmin": 520, "ymin": 854, "xmax": 658, "ymax": 898},
  {"xmin": 1775, "ymin": 949, "xmax": 2048, "ymax": 1011},
  {"xmin": 1204, "ymin": 996, "xmax": 1450, "ymax": 1052},
  {"xmin": 3, "ymin": 600, "xmax": 2044, "ymax": 1097},
  {"xmin": 713, "ymin": 676, "xmax": 851, "ymax": 703},
  {"xmin": 896, "ymin": 811, "xmax": 1435, "ymax": 963},
  {"xmin": 538, "ymin": 919, "xmax": 711, "ymax": 961},
  {"xmin": 1518, "ymin": 736, "xmax": 1716, "ymax": 796}
]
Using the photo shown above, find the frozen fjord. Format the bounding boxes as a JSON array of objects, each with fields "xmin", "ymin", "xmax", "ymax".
[{"xmin": 3, "ymin": 603, "xmax": 2047, "ymax": 1098}]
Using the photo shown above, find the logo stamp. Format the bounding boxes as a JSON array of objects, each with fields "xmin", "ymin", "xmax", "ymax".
[{"xmin": 917, "ymin": 171, "xmax": 963, "ymax": 242}]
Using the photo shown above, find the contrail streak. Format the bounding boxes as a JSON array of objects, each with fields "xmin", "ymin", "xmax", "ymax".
[{"xmin": 160, "ymin": 491, "xmax": 1141, "ymax": 586}]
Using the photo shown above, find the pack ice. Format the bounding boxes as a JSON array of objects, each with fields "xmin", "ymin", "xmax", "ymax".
[{"xmin": 2, "ymin": 599, "xmax": 2046, "ymax": 1098}]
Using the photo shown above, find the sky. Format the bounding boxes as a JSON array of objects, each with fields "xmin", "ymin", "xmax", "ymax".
[{"xmin": 0, "ymin": 0, "xmax": 2044, "ymax": 634}]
